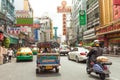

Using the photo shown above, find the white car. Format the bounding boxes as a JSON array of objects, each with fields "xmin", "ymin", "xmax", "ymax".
[
  {"xmin": 68, "ymin": 47, "xmax": 89, "ymax": 62},
  {"xmin": 59, "ymin": 45, "xmax": 70, "ymax": 55}
]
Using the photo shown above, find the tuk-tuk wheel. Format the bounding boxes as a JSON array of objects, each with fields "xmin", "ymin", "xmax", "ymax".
[
  {"xmin": 55, "ymin": 67, "xmax": 59, "ymax": 73},
  {"xmin": 36, "ymin": 69, "xmax": 40, "ymax": 74}
]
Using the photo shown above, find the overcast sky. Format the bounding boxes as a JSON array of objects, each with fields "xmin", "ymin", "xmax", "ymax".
[{"xmin": 28, "ymin": 0, "xmax": 72, "ymax": 37}]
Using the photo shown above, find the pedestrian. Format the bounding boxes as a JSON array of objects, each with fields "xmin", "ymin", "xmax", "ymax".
[{"xmin": 7, "ymin": 48, "xmax": 13, "ymax": 62}]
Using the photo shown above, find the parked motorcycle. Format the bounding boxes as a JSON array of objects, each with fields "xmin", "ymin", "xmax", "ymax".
[{"xmin": 86, "ymin": 56, "xmax": 112, "ymax": 80}]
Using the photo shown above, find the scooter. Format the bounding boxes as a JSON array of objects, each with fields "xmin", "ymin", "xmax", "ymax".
[{"xmin": 86, "ymin": 58, "xmax": 112, "ymax": 80}]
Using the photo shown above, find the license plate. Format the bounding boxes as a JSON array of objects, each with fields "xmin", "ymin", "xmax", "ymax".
[{"xmin": 46, "ymin": 66, "xmax": 53, "ymax": 69}]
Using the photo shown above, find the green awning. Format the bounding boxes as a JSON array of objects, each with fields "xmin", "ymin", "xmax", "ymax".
[{"xmin": 10, "ymin": 37, "xmax": 18, "ymax": 44}]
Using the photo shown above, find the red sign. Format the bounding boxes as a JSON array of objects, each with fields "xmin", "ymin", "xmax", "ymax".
[
  {"xmin": 113, "ymin": 0, "xmax": 120, "ymax": 5},
  {"xmin": 96, "ymin": 24, "xmax": 120, "ymax": 35},
  {"xmin": 7, "ymin": 27, "xmax": 20, "ymax": 35},
  {"xmin": 33, "ymin": 24, "xmax": 40, "ymax": 28},
  {"xmin": 57, "ymin": 6, "xmax": 71, "ymax": 13},
  {"xmin": 62, "ymin": 14, "xmax": 67, "ymax": 35},
  {"xmin": 113, "ymin": 5, "xmax": 120, "ymax": 20},
  {"xmin": 63, "ymin": 29, "xmax": 66, "ymax": 35},
  {"xmin": 110, "ymin": 39, "xmax": 120, "ymax": 43},
  {"xmin": 0, "ymin": 33, "xmax": 4, "ymax": 41},
  {"xmin": 57, "ymin": 1, "xmax": 71, "ymax": 13}
]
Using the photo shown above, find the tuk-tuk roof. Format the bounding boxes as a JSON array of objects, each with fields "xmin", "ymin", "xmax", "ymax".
[{"xmin": 37, "ymin": 42, "xmax": 60, "ymax": 48}]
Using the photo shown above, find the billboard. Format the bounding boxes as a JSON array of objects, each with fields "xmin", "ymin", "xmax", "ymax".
[{"xmin": 16, "ymin": 18, "xmax": 33, "ymax": 26}]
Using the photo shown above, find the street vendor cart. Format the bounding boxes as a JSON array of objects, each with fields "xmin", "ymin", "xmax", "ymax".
[{"xmin": 36, "ymin": 42, "xmax": 60, "ymax": 73}]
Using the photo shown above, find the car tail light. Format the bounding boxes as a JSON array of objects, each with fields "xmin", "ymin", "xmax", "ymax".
[
  {"xmin": 16, "ymin": 54, "xmax": 20, "ymax": 56},
  {"xmin": 16, "ymin": 53, "xmax": 22, "ymax": 56},
  {"xmin": 28, "ymin": 52, "xmax": 32, "ymax": 55},
  {"xmin": 103, "ymin": 65, "xmax": 108, "ymax": 70},
  {"xmin": 80, "ymin": 52, "xmax": 86, "ymax": 55}
]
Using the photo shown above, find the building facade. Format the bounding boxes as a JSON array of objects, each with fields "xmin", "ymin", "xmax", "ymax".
[
  {"xmin": 83, "ymin": 0, "xmax": 100, "ymax": 45},
  {"xmin": 0, "ymin": 0, "xmax": 16, "ymax": 47},
  {"xmin": 14, "ymin": 0, "xmax": 34, "ymax": 46},
  {"xmin": 96, "ymin": 0, "xmax": 120, "ymax": 55},
  {"xmin": 71, "ymin": 0, "xmax": 86, "ymax": 46},
  {"xmin": 39, "ymin": 16, "xmax": 53, "ymax": 42}
]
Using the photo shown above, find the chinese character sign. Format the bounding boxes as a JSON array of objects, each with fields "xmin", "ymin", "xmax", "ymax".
[{"xmin": 79, "ymin": 10, "xmax": 86, "ymax": 26}]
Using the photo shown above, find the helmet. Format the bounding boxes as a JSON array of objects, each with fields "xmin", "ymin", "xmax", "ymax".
[{"xmin": 93, "ymin": 40, "xmax": 100, "ymax": 46}]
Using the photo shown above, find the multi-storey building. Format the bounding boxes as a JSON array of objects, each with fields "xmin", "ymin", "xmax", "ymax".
[
  {"xmin": 0, "ymin": 0, "xmax": 16, "ymax": 46},
  {"xmin": 83, "ymin": 0, "xmax": 100, "ymax": 44},
  {"xmin": 39, "ymin": 16, "xmax": 53, "ymax": 42},
  {"xmin": 96, "ymin": 0, "xmax": 120, "ymax": 55},
  {"xmin": 14, "ymin": 0, "xmax": 34, "ymax": 46},
  {"xmin": 71, "ymin": 0, "xmax": 86, "ymax": 46}
]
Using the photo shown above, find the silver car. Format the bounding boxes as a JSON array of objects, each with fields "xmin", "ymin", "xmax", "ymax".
[
  {"xmin": 68, "ymin": 47, "xmax": 89, "ymax": 62},
  {"xmin": 59, "ymin": 45, "xmax": 70, "ymax": 55}
]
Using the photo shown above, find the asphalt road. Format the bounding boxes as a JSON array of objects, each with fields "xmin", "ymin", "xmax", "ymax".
[{"xmin": 0, "ymin": 56, "xmax": 120, "ymax": 80}]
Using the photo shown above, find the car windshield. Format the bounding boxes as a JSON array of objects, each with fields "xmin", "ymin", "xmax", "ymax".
[
  {"xmin": 20, "ymin": 48, "xmax": 32, "ymax": 52},
  {"xmin": 78, "ymin": 47, "xmax": 89, "ymax": 52},
  {"xmin": 61, "ymin": 45, "xmax": 69, "ymax": 48}
]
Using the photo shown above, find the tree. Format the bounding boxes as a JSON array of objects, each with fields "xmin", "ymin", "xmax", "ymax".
[{"xmin": 3, "ymin": 37, "xmax": 10, "ymax": 48}]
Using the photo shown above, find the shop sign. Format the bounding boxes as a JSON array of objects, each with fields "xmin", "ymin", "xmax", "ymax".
[
  {"xmin": 106, "ymin": 33, "xmax": 120, "ymax": 38},
  {"xmin": 109, "ymin": 38, "xmax": 120, "ymax": 43},
  {"xmin": 62, "ymin": 14, "xmax": 66, "ymax": 35},
  {"xmin": 96, "ymin": 24, "xmax": 120, "ymax": 35},
  {"xmin": 79, "ymin": 10, "xmax": 86, "ymax": 25},
  {"xmin": 15, "ymin": 10, "xmax": 29, "ymax": 18},
  {"xmin": 16, "ymin": 18, "xmax": 33, "ymax": 26},
  {"xmin": 7, "ymin": 27, "xmax": 20, "ymax": 34},
  {"xmin": 0, "ymin": 33, "xmax": 4, "ymax": 41}
]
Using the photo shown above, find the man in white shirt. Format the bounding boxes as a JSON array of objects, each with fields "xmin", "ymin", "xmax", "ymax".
[{"xmin": 7, "ymin": 48, "xmax": 13, "ymax": 62}]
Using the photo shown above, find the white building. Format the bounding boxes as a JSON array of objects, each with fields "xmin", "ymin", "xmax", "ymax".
[
  {"xmin": 71, "ymin": 0, "xmax": 86, "ymax": 45},
  {"xmin": 39, "ymin": 16, "xmax": 53, "ymax": 42}
]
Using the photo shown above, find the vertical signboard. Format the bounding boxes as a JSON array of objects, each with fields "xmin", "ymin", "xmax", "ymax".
[
  {"xmin": 57, "ymin": 0, "xmax": 71, "ymax": 35},
  {"xmin": 34, "ymin": 29, "xmax": 38, "ymax": 41},
  {"xmin": 63, "ymin": 14, "xmax": 66, "ymax": 35},
  {"xmin": 79, "ymin": 10, "xmax": 86, "ymax": 26}
]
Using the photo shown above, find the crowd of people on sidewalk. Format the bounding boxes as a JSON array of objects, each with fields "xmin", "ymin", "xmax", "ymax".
[{"xmin": 0, "ymin": 45, "xmax": 16, "ymax": 65}]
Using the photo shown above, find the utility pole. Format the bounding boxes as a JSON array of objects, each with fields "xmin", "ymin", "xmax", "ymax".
[{"xmin": 53, "ymin": 27, "xmax": 58, "ymax": 41}]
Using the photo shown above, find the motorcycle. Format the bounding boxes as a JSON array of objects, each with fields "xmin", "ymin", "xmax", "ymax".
[{"xmin": 86, "ymin": 56, "xmax": 112, "ymax": 80}]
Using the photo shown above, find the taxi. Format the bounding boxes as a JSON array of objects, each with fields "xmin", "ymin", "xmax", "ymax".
[
  {"xmin": 16, "ymin": 47, "xmax": 33, "ymax": 62},
  {"xmin": 32, "ymin": 47, "xmax": 39, "ymax": 55}
]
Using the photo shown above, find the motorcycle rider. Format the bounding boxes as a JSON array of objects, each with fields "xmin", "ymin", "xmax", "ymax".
[{"xmin": 86, "ymin": 40, "xmax": 103, "ymax": 70}]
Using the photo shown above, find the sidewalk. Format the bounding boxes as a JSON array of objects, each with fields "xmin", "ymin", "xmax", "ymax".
[{"xmin": 103, "ymin": 54, "xmax": 120, "ymax": 57}]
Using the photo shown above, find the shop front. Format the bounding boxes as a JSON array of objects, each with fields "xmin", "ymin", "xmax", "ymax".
[
  {"xmin": 96, "ymin": 21, "xmax": 120, "ymax": 55},
  {"xmin": 9, "ymin": 36, "xmax": 18, "ymax": 49},
  {"xmin": 107, "ymin": 33, "xmax": 120, "ymax": 55}
]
